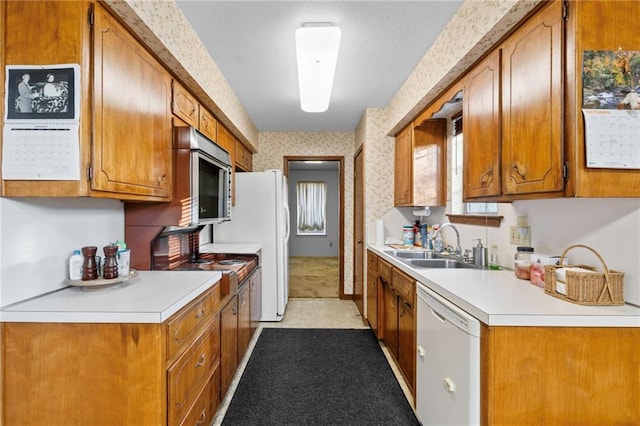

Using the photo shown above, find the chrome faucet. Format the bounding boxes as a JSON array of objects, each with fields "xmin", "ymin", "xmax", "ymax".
[{"xmin": 433, "ymin": 223, "xmax": 462, "ymax": 256}]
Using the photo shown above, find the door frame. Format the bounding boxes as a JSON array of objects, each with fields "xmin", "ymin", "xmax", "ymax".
[{"xmin": 284, "ymin": 156, "xmax": 346, "ymax": 299}]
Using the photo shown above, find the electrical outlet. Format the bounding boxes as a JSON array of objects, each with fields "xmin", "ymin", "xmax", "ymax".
[{"xmin": 510, "ymin": 225, "xmax": 531, "ymax": 246}]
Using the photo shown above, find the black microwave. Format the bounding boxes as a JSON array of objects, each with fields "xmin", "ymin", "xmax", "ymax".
[{"xmin": 175, "ymin": 127, "xmax": 232, "ymax": 224}]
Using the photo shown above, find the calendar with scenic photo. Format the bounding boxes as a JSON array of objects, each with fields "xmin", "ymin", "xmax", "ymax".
[{"xmin": 2, "ymin": 64, "xmax": 81, "ymax": 180}]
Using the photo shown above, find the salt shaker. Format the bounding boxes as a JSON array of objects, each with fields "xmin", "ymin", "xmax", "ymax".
[
  {"xmin": 81, "ymin": 246, "xmax": 98, "ymax": 281},
  {"xmin": 102, "ymin": 245, "xmax": 119, "ymax": 279}
]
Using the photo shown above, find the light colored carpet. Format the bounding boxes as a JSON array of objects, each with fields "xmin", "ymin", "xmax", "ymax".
[{"xmin": 288, "ymin": 256, "xmax": 339, "ymax": 298}]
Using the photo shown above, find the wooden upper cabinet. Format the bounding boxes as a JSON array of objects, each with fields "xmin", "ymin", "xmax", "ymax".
[
  {"xmin": 412, "ymin": 119, "xmax": 447, "ymax": 206},
  {"xmin": 2, "ymin": 1, "xmax": 91, "ymax": 197},
  {"xmin": 463, "ymin": 50, "xmax": 502, "ymax": 199},
  {"xmin": 394, "ymin": 125, "xmax": 413, "ymax": 206},
  {"xmin": 171, "ymin": 80, "xmax": 199, "ymax": 128},
  {"xmin": 2, "ymin": 1, "xmax": 172, "ymax": 201},
  {"xmin": 93, "ymin": 4, "xmax": 172, "ymax": 200},
  {"xmin": 500, "ymin": 0, "xmax": 564, "ymax": 196},
  {"xmin": 198, "ymin": 107, "xmax": 217, "ymax": 142},
  {"xmin": 216, "ymin": 125, "xmax": 235, "ymax": 158},
  {"xmin": 564, "ymin": 0, "xmax": 640, "ymax": 197},
  {"xmin": 235, "ymin": 140, "xmax": 252, "ymax": 172}
]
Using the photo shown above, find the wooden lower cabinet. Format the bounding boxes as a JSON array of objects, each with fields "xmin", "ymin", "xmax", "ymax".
[
  {"xmin": 481, "ymin": 325, "xmax": 640, "ymax": 425},
  {"xmin": 1, "ymin": 286, "xmax": 220, "ymax": 425},
  {"xmin": 249, "ymin": 267, "xmax": 262, "ymax": 333},
  {"xmin": 397, "ymin": 299, "xmax": 415, "ymax": 395},
  {"xmin": 237, "ymin": 282, "xmax": 251, "ymax": 357},
  {"xmin": 220, "ymin": 295, "xmax": 238, "ymax": 397},
  {"xmin": 383, "ymin": 283, "xmax": 399, "ymax": 360},
  {"xmin": 371, "ymin": 250, "xmax": 418, "ymax": 401}
]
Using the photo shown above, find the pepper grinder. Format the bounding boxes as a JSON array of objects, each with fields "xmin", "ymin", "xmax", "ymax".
[
  {"xmin": 81, "ymin": 246, "xmax": 98, "ymax": 281},
  {"xmin": 102, "ymin": 245, "xmax": 119, "ymax": 279}
]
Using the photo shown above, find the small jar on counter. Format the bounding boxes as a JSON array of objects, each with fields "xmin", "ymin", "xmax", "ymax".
[
  {"xmin": 514, "ymin": 246, "xmax": 534, "ymax": 280},
  {"xmin": 402, "ymin": 226, "xmax": 414, "ymax": 246}
]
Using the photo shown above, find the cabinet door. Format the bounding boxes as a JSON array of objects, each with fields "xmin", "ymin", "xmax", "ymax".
[
  {"xmin": 93, "ymin": 4, "xmax": 172, "ymax": 200},
  {"xmin": 398, "ymin": 299, "xmax": 416, "ymax": 395},
  {"xmin": 383, "ymin": 283, "xmax": 399, "ymax": 359},
  {"xmin": 2, "ymin": 1, "xmax": 91, "ymax": 197},
  {"xmin": 198, "ymin": 107, "xmax": 217, "ymax": 142},
  {"xmin": 412, "ymin": 119, "xmax": 447, "ymax": 206},
  {"xmin": 463, "ymin": 50, "xmax": 502, "ymax": 199},
  {"xmin": 366, "ymin": 271, "xmax": 378, "ymax": 332},
  {"xmin": 172, "ymin": 80, "xmax": 198, "ymax": 128},
  {"xmin": 250, "ymin": 268, "xmax": 262, "ymax": 332},
  {"xmin": 220, "ymin": 297, "xmax": 238, "ymax": 398},
  {"xmin": 501, "ymin": 0, "xmax": 564, "ymax": 196},
  {"xmin": 394, "ymin": 125, "xmax": 413, "ymax": 206},
  {"xmin": 237, "ymin": 282, "xmax": 251, "ymax": 358}
]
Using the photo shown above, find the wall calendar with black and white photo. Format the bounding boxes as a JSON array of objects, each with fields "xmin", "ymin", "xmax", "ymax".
[{"xmin": 3, "ymin": 64, "xmax": 81, "ymax": 180}]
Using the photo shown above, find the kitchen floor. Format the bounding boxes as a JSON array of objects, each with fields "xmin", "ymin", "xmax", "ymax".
[{"xmin": 213, "ymin": 298, "xmax": 415, "ymax": 425}]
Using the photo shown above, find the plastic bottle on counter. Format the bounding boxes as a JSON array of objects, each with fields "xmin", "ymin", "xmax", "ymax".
[
  {"xmin": 413, "ymin": 220, "xmax": 422, "ymax": 246},
  {"xmin": 489, "ymin": 244, "xmax": 500, "ymax": 270},
  {"xmin": 68, "ymin": 250, "xmax": 83, "ymax": 281},
  {"xmin": 514, "ymin": 246, "xmax": 534, "ymax": 280}
]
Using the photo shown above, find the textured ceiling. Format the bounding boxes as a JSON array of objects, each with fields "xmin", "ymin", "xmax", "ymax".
[{"xmin": 175, "ymin": 1, "xmax": 463, "ymax": 132}]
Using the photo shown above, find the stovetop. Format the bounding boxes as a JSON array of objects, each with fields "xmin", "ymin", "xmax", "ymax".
[{"xmin": 170, "ymin": 254, "xmax": 258, "ymax": 282}]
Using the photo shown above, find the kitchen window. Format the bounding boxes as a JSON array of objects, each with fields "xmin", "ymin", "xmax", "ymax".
[{"xmin": 296, "ymin": 181, "xmax": 326, "ymax": 235}]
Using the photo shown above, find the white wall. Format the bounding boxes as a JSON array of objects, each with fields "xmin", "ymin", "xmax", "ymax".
[
  {"xmin": 288, "ymin": 169, "xmax": 340, "ymax": 257},
  {"xmin": 0, "ymin": 198, "xmax": 124, "ymax": 307}
]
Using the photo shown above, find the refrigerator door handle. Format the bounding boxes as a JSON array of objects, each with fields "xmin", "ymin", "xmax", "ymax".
[{"xmin": 283, "ymin": 204, "xmax": 291, "ymax": 241}]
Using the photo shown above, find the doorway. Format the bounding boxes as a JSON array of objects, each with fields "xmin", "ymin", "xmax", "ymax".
[{"xmin": 284, "ymin": 156, "xmax": 344, "ymax": 299}]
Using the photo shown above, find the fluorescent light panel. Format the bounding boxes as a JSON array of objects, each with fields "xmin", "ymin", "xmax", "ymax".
[{"xmin": 295, "ymin": 24, "xmax": 341, "ymax": 113}]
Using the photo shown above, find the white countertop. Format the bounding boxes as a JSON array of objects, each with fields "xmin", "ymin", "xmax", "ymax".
[
  {"xmin": 200, "ymin": 242, "xmax": 262, "ymax": 255},
  {"xmin": 0, "ymin": 270, "xmax": 222, "ymax": 324},
  {"xmin": 369, "ymin": 245, "xmax": 640, "ymax": 327}
]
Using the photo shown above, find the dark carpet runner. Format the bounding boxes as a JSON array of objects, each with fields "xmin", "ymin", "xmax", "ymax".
[{"xmin": 222, "ymin": 328, "xmax": 419, "ymax": 425}]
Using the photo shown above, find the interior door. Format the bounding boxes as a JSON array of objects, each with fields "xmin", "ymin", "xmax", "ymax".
[{"xmin": 353, "ymin": 148, "xmax": 364, "ymax": 317}]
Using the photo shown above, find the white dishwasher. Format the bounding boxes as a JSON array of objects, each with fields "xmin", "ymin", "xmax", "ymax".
[{"xmin": 416, "ymin": 282, "xmax": 481, "ymax": 426}]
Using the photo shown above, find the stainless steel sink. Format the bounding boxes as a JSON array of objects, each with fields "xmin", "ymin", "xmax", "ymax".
[
  {"xmin": 407, "ymin": 258, "xmax": 478, "ymax": 269},
  {"xmin": 384, "ymin": 250, "xmax": 438, "ymax": 259}
]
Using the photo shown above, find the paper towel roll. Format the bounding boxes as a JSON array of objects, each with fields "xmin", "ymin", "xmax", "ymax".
[{"xmin": 375, "ymin": 219, "xmax": 385, "ymax": 246}]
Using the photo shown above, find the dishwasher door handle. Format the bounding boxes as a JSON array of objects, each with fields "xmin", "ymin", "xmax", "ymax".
[{"xmin": 430, "ymin": 307, "xmax": 447, "ymax": 323}]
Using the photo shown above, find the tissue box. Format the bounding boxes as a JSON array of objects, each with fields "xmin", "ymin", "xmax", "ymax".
[{"xmin": 530, "ymin": 253, "xmax": 567, "ymax": 288}]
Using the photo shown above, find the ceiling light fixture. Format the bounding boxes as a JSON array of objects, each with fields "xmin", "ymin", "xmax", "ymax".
[{"xmin": 295, "ymin": 23, "xmax": 341, "ymax": 113}]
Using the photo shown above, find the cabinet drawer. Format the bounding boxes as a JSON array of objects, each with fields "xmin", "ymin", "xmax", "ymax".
[
  {"xmin": 367, "ymin": 252, "xmax": 378, "ymax": 273},
  {"xmin": 177, "ymin": 367, "xmax": 219, "ymax": 426},
  {"xmin": 199, "ymin": 108, "xmax": 217, "ymax": 142},
  {"xmin": 172, "ymin": 80, "xmax": 199, "ymax": 127},
  {"xmin": 167, "ymin": 287, "xmax": 218, "ymax": 361},
  {"xmin": 378, "ymin": 259, "xmax": 392, "ymax": 283},
  {"xmin": 168, "ymin": 320, "xmax": 217, "ymax": 426},
  {"xmin": 392, "ymin": 268, "xmax": 415, "ymax": 304}
]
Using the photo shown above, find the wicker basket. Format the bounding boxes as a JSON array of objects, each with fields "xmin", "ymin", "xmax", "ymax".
[{"xmin": 544, "ymin": 244, "xmax": 624, "ymax": 306}]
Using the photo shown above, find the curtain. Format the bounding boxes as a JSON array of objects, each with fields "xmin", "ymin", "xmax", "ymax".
[{"xmin": 297, "ymin": 181, "xmax": 326, "ymax": 235}]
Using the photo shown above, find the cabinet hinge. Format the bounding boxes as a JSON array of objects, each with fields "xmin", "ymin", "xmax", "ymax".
[
  {"xmin": 562, "ymin": 164, "xmax": 568, "ymax": 179},
  {"xmin": 88, "ymin": 4, "xmax": 94, "ymax": 26},
  {"xmin": 562, "ymin": 1, "xmax": 568, "ymax": 21},
  {"xmin": 87, "ymin": 166, "xmax": 93, "ymax": 180}
]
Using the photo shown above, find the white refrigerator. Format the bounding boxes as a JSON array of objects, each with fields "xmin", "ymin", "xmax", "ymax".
[{"xmin": 214, "ymin": 170, "xmax": 290, "ymax": 321}]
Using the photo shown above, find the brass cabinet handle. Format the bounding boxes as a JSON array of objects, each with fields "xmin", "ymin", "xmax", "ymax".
[
  {"xmin": 196, "ymin": 409, "xmax": 206, "ymax": 425},
  {"xmin": 480, "ymin": 168, "xmax": 493, "ymax": 188},
  {"xmin": 512, "ymin": 163, "xmax": 526, "ymax": 181},
  {"xmin": 194, "ymin": 306, "xmax": 205, "ymax": 319},
  {"xmin": 195, "ymin": 353, "xmax": 206, "ymax": 368}
]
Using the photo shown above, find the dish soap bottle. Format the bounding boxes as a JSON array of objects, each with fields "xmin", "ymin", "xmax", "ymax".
[
  {"xmin": 489, "ymin": 244, "xmax": 500, "ymax": 270},
  {"xmin": 68, "ymin": 250, "xmax": 83, "ymax": 280}
]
